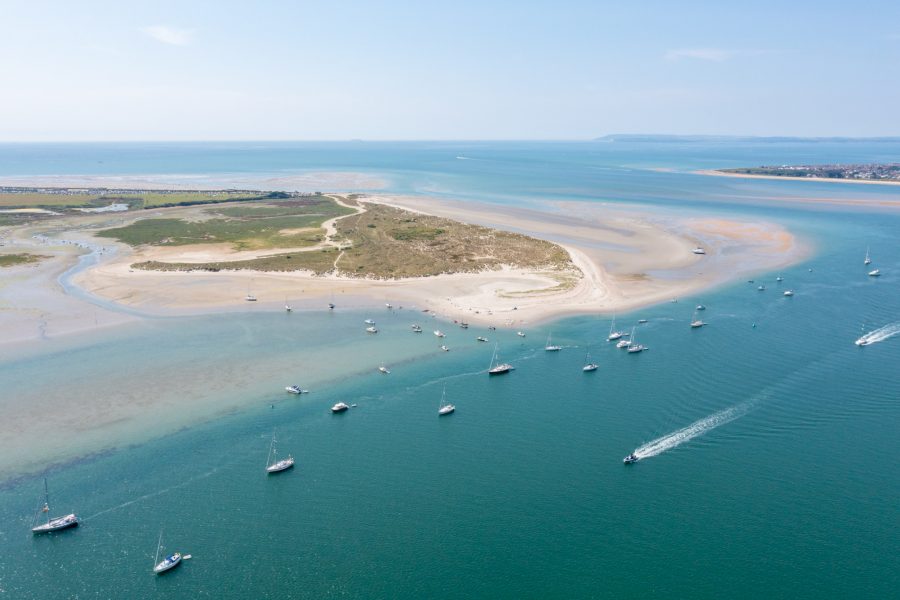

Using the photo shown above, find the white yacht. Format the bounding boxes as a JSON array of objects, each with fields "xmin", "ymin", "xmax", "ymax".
[
  {"xmin": 31, "ymin": 479, "xmax": 78, "ymax": 534},
  {"xmin": 366, "ymin": 326, "xmax": 378, "ymax": 333},
  {"xmin": 868, "ymin": 269, "xmax": 881, "ymax": 277},
  {"xmin": 607, "ymin": 314, "xmax": 626, "ymax": 341},
  {"xmin": 516, "ymin": 331, "xmax": 526, "ymax": 337},
  {"xmin": 285, "ymin": 385, "xmax": 308, "ymax": 394},
  {"xmin": 695, "ymin": 304, "xmax": 706, "ymax": 311},
  {"xmin": 378, "ymin": 365, "xmax": 391, "ymax": 374},
  {"xmin": 488, "ymin": 343, "xmax": 514, "ymax": 375},
  {"xmin": 265, "ymin": 429, "xmax": 294, "ymax": 473},
  {"xmin": 623, "ymin": 453, "xmax": 639, "ymax": 464},
  {"xmin": 627, "ymin": 327, "xmax": 645, "ymax": 353},
  {"xmin": 690, "ymin": 310, "xmax": 705, "ymax": 328},
  {"xmin": 545, "ymin": 332, "xmax": 562, "ymax": 351},
  {"xmin": 153, "ymin": 532, "xmax": 183, "ymax": 574},
  {"xmin": 783, "ymin": 290, "xmax": 794, "ymax": 297},
  {"xmin": 434, "ymin": 330, "xmax": 445, "ymax": 338},
  {"xmin": 364, "ymin": 319, "xmax": 376, "ymax": 325},
  {"xmin": 692, "ymin": 247, "xmax": 706, "ymax": 255},
  {"xmin": 438, "ymin": 387, "xmax": 455, "ymax": 416},
  {"xmin": 331, "ymin": 402, "xmax": 350, "ymax": 413}
]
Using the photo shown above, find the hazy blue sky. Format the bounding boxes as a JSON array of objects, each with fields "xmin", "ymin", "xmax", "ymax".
[{"xmin": 2, "ymin": 1, "xmax": 899, "ymax": 140}]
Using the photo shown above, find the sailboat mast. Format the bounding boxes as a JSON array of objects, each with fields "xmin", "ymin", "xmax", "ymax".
[
  {"xmin": 155, "ymin": 531, "xmax": 163, "ymax": 566},
  {"xmin": 43, "ymin": 478, "xmax": 50, "ymax": 525}
]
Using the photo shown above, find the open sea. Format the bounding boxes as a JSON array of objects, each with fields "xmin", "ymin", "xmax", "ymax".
[{"xmin": 0, "ymin": 141, "xmax": 898, "ymax": 598}]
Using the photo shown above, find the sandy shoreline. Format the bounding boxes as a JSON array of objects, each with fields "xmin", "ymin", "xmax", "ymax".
[
  {"xmin": 696, "ymin": 169, "xmax": 900, "ymax": 187},
  {"xmin": 0, "ymin": 191, "xmax": 808, "ymax": 345}
]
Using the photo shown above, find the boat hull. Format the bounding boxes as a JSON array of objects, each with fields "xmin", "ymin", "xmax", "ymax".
[
  {"xmin": 154, "ymin": 554, "xmax": 182, "ymax": 574},
  {"xmin": 32, "ymin": 514, "xmax": 78, "ymax": 533},
  {"xmin": 266, "ymin": 459, "xmax": 295, "ymax": 473}
]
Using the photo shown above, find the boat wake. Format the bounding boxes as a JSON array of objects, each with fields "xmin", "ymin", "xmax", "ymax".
[
  {"xmin": 632, "ymin": 399, "xmax": 758, "ymax": 461},
  {"xmin": 855, "ymin": 321, "xmax": 900, "ymax": 346}
]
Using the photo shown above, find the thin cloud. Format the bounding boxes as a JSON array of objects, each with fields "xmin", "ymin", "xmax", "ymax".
[
  {"xmin": 142, "ymin": 25, "xmax": 193, "ymax": 46},
  {"xmin": 665, "ymin": 48, "xmax": 735, "ymax": 62}
]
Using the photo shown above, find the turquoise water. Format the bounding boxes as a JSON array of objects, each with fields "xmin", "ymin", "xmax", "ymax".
[{"xmin": 0, "ymin": 142, "xmax": 899, "ymax": 598}]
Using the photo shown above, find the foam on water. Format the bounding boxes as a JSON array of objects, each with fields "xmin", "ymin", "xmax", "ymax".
[{"xmin": 855, "ymin": 321, "xmax": 900, "ymax": 346}]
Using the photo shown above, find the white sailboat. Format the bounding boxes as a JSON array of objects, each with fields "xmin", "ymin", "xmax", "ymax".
[
  {"xmin": 583, "ymin": 347, "xmax": 598, "ymax": 372},
  {"xmin": 690, "ymin": 309, "xmax": 705, "ymax": 328},
  {"xmin": 378, "ymin": 364, "xmax": 391, "ymax": 374},
  {"xmin": 607, "ymin": 314, "xmax": 625, "ymax": 341},
  {"xmin": 438, "ymin": 386, "xmax": 455, "ymax": 416},
  {"xmin": 265, "ymin": 429, "xmax": 295, "ymax": 473},
  {"xmin": 627, "ymin": 326, "xmax": 645, "ymax": 353},
  {"xmin": 488, "ymin": 343, "xmax": 514, "ymax": 375},
  {"xmin": 31, "ymin": 479, "xmax": 78, "ymax": 533},
  {"xmin": 285, "ymin": 298, "xmax": 292, "ymax": 312},
  {"xmin": 153, "ymin": 531, "xmax": 183, "ymax": 574},
  {"xmin": 545, "ymin": 332, "xmax": 562, "ymax": 351},
  {"xmin": 864, "ymin": 246, "xmax": 871, "ymax": 265}
]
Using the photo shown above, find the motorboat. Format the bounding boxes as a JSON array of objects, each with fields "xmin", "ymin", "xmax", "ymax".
[
  {"xmin": 285, "ymin": 385, "xmax": 308, "ymax": 394},
  {"xmin": 583, "ymin": 363, "xmax": 598, "ymax": 372},
  {"xmin": 855, "ymin": 337, "xmax": 870, "ymax": 347},
  {"xmin": 776, "ymin": 276, "xmax": 784, "ymax": 282},
  {"xmin": 476, "ymin": 336, "xmax": 488, "ymax": 342},
  {"xmin": 868, "ymin": 269, "xmax": 881, "ymax": 277},
  {"xmin": 245, "ymin": 294, "xmax": 257, "ymax": 302},
  {"xmin": 517, "ymin": 331, "xmax": 526, "ymax": 337},
  {"xmin": 385, "ymin": 303, "xmax": 392, "ymax": 309},
  {"xmin": 434, "ymin": 330, "xmax": 445, "ymax": 337},
  {"xmin": 328, "ymin": 302, "xmax": 335, "ymax": 310},
  {"xmin": 366, "ymin": 326, "xmax": 378, "ymax": 333},
  {"xmin": 692, "ymin": 247, "xmax": 706, "ymax": 255},
  {"xmin": 31, "ymin": 479, "xmax": 78, "ymax": 534},
  {"xmin": 758, "ymin": 285, "xmax": 766, "ymax": 291},
  {"xmin": 637, "ymin": 319, "xmax": 648, "ymax": 324},
  {"xmin": 331, "ymin": 402, "xmax": 350, "ymax": 413},
  {"xmin": 440, "ymin": 345, "xmax": 450, "ymax": 352},
  {"xmin": 364, "ymin": 319, "xmax": 376, "ymax": 325},
  {"xmin": 411, "ymin": 324, "xmax": 423, "ymax": 333},
  {"xmin": 623, "ymin": 453, "xmax": 639, "ymax": 464},
  {"xmin": 695, "ymin": 304, "xmax": 706, "ymax": 311},
  {"xmin": 783, "ymin": 290, "xmax": 794, "ymax": 297},
  {"xmin": 460, "ymin": 322, "xmax": 469, "ymax": 329},
  {"xmin": 378, "ymin": 365, "xmax": 391, "ymax": 374}
]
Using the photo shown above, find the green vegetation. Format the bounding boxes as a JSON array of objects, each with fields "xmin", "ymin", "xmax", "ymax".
[
  {"xmin": 133, "ymin": 202, "xmax": 574, "ymax": 279},
  {"xmin": 96, "ymin": 198, "xmax": 353, "ymax": 251},
  {"xmin": 0, "ymin": 189, "xmax": 291, "ymax": 210},
  {"xmin": 0, "ymin": 253, "xmax": 48, "ymax": 267}
]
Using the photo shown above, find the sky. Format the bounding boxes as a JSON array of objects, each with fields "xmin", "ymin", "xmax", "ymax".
[{"xmin": 2, "ymin": 0, "xmax": 899, "ymax": 140}]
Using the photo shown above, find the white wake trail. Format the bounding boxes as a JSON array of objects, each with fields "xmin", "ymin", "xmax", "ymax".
[
  {"xmin": 633, "ymin": 400, "xmax": 756, "ymax": 460},
  {"xmin": 856, "ymin": 321, "xmax": 900, "ymax": 346}
]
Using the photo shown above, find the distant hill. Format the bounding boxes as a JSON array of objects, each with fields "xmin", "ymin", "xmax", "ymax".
[{"xmin": 594, "ymin": 134, "xmax": 900, "ymax": 143}]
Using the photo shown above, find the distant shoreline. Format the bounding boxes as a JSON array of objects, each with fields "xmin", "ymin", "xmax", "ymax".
[{"xmin": 697, "ymin": 169, "xmax": 900, "ymax": 187}]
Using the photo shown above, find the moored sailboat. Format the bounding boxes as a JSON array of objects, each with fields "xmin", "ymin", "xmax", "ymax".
[
  {"xmin": 265, "ymin": 429, "xmax": 294, "ymax": 473},
  {"xmin": 438, "ymin": 386, "xmax": 455, "ymax": 416},
  {"xmin": 153, "ymin": 531, "xmax": 183, "ymax": 574},
  {"xmin": 31, "ymin": 479, "xmax": 78, "ymax": 534},
  {"xmin": 488, "ymin": 343, "xmax": 514, "ymax": 375}
]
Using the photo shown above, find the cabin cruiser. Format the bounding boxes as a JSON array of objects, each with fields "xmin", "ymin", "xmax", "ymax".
[
  {"xmin": 438, "ymin": 403, "xmax": 455, "ymax": 416},
  {"xmin": 364, "ymin": 319, "xmax": 376, "ymax": 325},
  {"xmin": 623, "ymin": 453, "xmax": 639, "ymax": 464},
  {"xmin": 154, "ymin": 553, "xmax": 183, "ymax": 574},
  {"xmin": 331, "ymin": 402, "xmax": 350, "ymax": 413},
  {"xmin": 366, "ymin": 326, "xmax": 378, "ymax": 333},
  {"xmin": 868, "ymin": 269, "xmax": 881, "ymax": 277},
  {"xmin": 692, "ymin": 247, "xmax": 706, "ymax": 255},
  {"xmin": 285, "ymin": 385, "xmax": 308, "ymax": 394},
  {"xmin": 783, "ymin": 290, "xmax": 794, "ymax": 297}
]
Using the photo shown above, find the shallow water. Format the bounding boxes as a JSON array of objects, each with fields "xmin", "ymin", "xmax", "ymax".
[{"xmin": 0, "ymin": 141, "xmax": 898, "ymax": 598}]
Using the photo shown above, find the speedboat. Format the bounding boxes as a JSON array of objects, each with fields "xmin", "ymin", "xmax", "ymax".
[
  {"xmin": 637, "ymin": 319, "xmax": 648, "ymax": 324},
  {"xmin": 783, "ymin": 290, "xmax": 794, "ymax": 297},
  {"xmin": 434, "ymin": 330, "xmax": 445, "ymax": 337},
  {"xmin": 154, "ymin": 552, "xmax": 183, "ymax": 574},
  {"xmin": 32, "ymin": 513, "xmax": 78, "ymax": 533},
  {"xmin": 616, "ymin": 339, "xmax": 631, "ymax": 349},
  {"xmin": 378, "ymin": 365, "xmax": 390, "ymax": 374},
  {"xmin": 285, "ymin": 385, "xmax": 308, "ymax": 394},
  {"xmin": 583, "ymin": 363, "xmax": 599, "ymax": 372},
  {"xmin": 696, "ymin": 304, "xmax": 706, "ymax": 311},
  {"xmin": 331, "ymin": 402, "xmax": 350, "ymax": 413},
  {"xmin": 855, "ymin": 337, "xmax": 870, "ymax": 347},
  {"xmin": 868, "ymin": 269, "xmax": 881, "ymax": 277},
  {"xmin": 623, "ymin": 453, "xmax": 639, "ymax": 464},
  {"xmin": 364, "ymin": 319, "xmax": 376, "ymax": 325},
  {"xmin": 366, "ymin": 326, "xmax": 378, "ymax": 333},
  {"xmin": 516, "ymin": 331, "xmax": 526, "ymax": 337},
  {"xmin": 411, "ymin": 324, "xmax": 423, "ymax": 333},
  {"xmin": 440, "ymin": 345, "xmax": 449, "ymax": 351},
  {"xmin": 266, "ymin": 456, "xmax": 295, "ymax": 473},
  {"xmin": 776, "ymin": 276, "xmax": 784, "ymax": 282},
  {"xmin": 476, "ymin": 336, "xmax": 488, "ymax": 342},
  {"xmin": 692, "ymin": 247, "xmax": 706, "ymax": 255}
]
